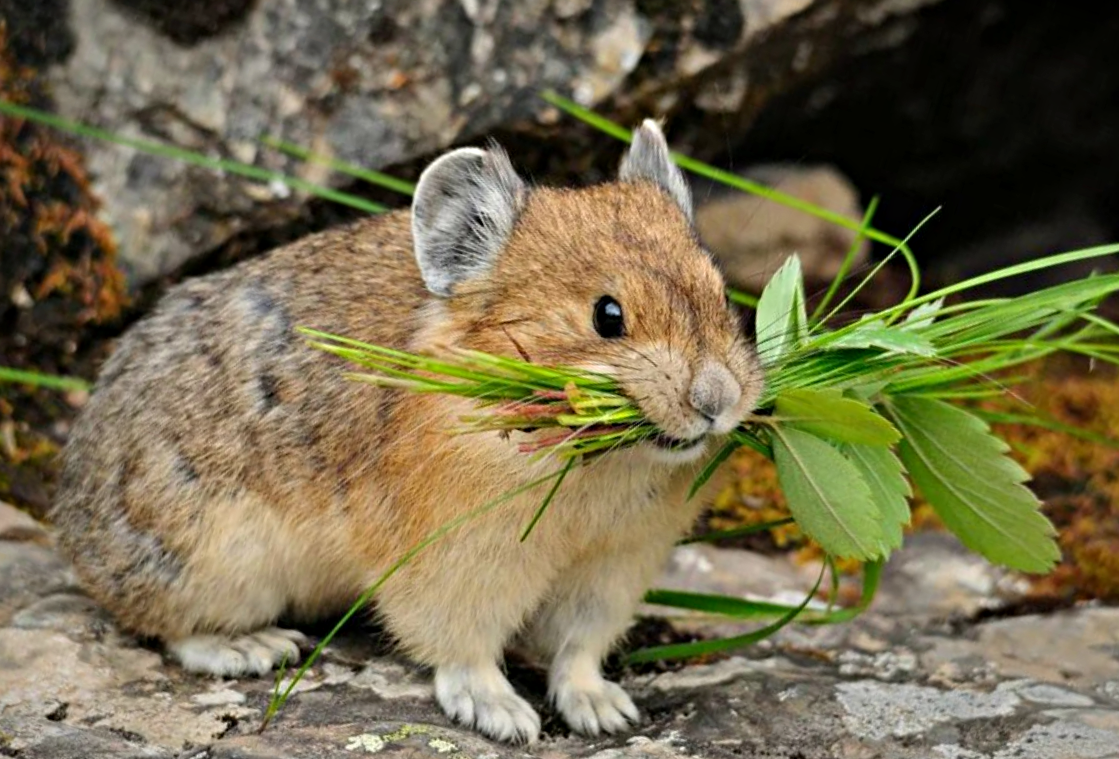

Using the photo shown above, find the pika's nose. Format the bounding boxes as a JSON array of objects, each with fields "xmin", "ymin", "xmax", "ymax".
[{"xmin": 688, "ymin": 361, "xmax": 741, "ymax": 425}]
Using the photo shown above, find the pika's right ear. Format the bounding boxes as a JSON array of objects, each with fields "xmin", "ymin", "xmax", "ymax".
[
  {"xmin": 619, "ymin": 119, "xmax": 693, "ymax": 224},
  {"xmin": 411, "ymin": 146, "xmax": 528, "ymax": 297}
]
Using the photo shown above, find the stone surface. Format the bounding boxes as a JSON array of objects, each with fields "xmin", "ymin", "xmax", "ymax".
[
  {"xmin": 2, "ymin": 523, "xmax": 1118, "ymax": 758},
  {"xmin": 40, "ymin": 0, "xmax": 945, "ymax": 286},
  {"xmin": 694, "ymin": 163, "xmax": 870, "ymax": 293}
]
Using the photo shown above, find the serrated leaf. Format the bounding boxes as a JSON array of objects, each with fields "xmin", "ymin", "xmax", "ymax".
[
  {"xmin": 903, "ymin": 298, "xmax": 944, "ymax": 329},
  {"xmin": 771, "ymin": 427, "xmax": 884, "ymax": 561},
  {"xmin": 886, "ymin": 396, "xmax": 1059, "ymax": 573},
  {"xmin": 829, "ymin": 324, "xmax": 937, "ymax": 356},
  {"xmin": 841, "ymin": 443, "xmax": 911, "ymax": 554},
  {"xmin": 846, "ymin": 380, "xmax": 890, "ymax": 403},
  {"xmin": 756, "ymin": 255, "xmax": 807, "ymax": 367},
  {"xmin": 775, "ymin": 388, "xmax": 901, "ymax": 445}
]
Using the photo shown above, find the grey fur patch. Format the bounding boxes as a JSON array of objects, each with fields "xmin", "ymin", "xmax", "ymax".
[
  {"xmin": 411, "ymin": 145, "xmax": 527, "ymax": 297},
  {"xmin": 240, "ymin": 281, "xmax": 294, "ymax": 355},
  {"xmin": 172, "ymin": 452, "xmax": 201, "ymax": 484},
  {"xmin": 106, "ymin": 510, "xmax": 183, "ymax": 589},
  {"xmin": 258, "ymin": 372, "xmax": 281, "ymax": 412},
  {"xmin": 619, "ymin": 119, "xmax": 694, "ymax": 223}
]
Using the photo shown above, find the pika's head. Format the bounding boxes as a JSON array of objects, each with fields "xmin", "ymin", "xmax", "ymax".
[{"xmin": 411, "ymin": 120, "xmax": 764, "ymax": 463}]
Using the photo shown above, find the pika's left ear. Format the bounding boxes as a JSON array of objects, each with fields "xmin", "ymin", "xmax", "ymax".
[{"xmin": 618, "ymin": 119, "xmax": 693, "ymax": 223}]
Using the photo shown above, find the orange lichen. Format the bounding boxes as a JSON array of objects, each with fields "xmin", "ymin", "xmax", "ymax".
[
  {"xmin": 708, "ymin": 448, "xmax": 800, "ymax": 551},
  {"xmin": 984, "ymin": 359, "xmax": 1119, "ymax": 602},
  {"xmin": 0, "ymin": 21, "xmax": 126, "ymax": 515}
]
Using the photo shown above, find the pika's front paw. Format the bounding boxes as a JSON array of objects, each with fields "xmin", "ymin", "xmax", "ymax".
[
  {"xmin": 168, "ymin": 627, "xmax": 310, "ymax": 677},
  {"xmin": 434, "ymin": 663, "xmax": 541, "ymax": 744},
  {"xmin": 552, "ymin": 675, "xmax": 641, "ymax": 736}
]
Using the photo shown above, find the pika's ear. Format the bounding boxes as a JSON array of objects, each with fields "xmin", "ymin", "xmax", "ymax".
[
  {"xmin": 412, "ymin": 145, "xmax": 528, "ymax": 297},
  {"xmin": 618, "ymin": 119, "xmax": 693, "ymax": 223}
]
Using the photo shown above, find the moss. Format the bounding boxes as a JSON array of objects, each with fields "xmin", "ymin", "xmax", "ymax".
[
  {"xmin": 984, "ymin": 358, "xmax": 1119, "ymax": 602},
  {"xmin": 0, "ymin": 22, "xmax": 126, "ymax": 516}
]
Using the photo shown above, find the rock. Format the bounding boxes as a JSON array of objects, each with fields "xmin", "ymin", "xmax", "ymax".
[
  {"xmin": 40, "ymin": 0, "xmax": 948, "ymax": 287},
  {"xmin": 0, "ymin": 500, "xmax": 52, "ymax": 545},
  {"xmin": 0, "ymin": 540, "xmax": 76, "ymax": 625},
  {"xmin": 694, "ymin": 164, "xmax": 870, "ymax": 293},
  {"xmin": 3, "ymin": 519, "xmax": 1119, "ymax": 758}
]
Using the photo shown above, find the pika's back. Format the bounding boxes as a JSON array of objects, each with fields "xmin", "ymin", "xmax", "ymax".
[{"xmin": 52, "ymin": 212, "xmax": 424, "ymax": 559}]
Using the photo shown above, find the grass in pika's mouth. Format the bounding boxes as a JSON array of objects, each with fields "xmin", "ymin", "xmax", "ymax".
[{"xmin": 301, "ymin": 232, "xmax": 1119, "ymax": 573}]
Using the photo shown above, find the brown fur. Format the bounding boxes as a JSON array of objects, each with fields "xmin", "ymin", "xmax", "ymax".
[{"xmin": 51, "ymin": 140, "xmax": 764, "ymax": 742}]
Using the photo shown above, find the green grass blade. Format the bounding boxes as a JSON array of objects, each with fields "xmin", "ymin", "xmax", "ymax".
[
  {"xmin": 810, "ymin": 195, "xmax": 880, "ymax": 323},
  {"xmin": 0, "ymin": 367, "xmax": 90, "ymax": 392},
  {"xmin": 625, "ymin": 563, "xmax": 825, "ymax": 663},
  {"xmin": 727, "ymin": 288, "xmax": 760, "ymax": 308},
  {"xmin": 261, "ymin": 135, "xmax": 417, "ymax": 196},
  {"xmin": 643, "ymin": 589, "xmax": 811, "ymax": 619},
  {"xmin": 0, "ymin": 100, "xmax": 386, "ymax": 215},
  {"xmin": 520, "ymin": 458, "xmax": 575, "ymax": 541},
  {"xmin": 974, "ymin": 410, "xmax": 1119, "ymax": 450}
]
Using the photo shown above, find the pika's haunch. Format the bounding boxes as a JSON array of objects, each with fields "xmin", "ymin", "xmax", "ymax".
[{"xmin": 51, "ymin": 121, "xmax": 764, "ymax": 744}]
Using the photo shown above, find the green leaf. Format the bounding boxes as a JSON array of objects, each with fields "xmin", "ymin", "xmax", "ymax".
[
  {"xmin": 771, "ymin": 427, "xmax": 884, "ymax": 560},
  {"xmin": 775, "ymin": 388, "xmax": 901, "ymax": 445},
  {"xmin": 886, "ymin": 396, "xmax": 1060, "ymax": 573},
  {"xmin": 846, "ymin": 380, "xmax": 890, "ymax": 403},
  {"xmin": 643, "ymin": 589, "xmax": 807, "ymax": 620},
  {"xmin": 828, "ymin": 323, "xmax": 937, "ymax": 357},
  {"xmin": 841, "ymin": 443, "xmax": 911, "ymax": 554},
  {"xmin": 755, "ymin": 255, "xmax": 807, "ymax": 367},
  {"xmin": 903, "ymin": 298, "xmax": 944, "ymax": 329}
]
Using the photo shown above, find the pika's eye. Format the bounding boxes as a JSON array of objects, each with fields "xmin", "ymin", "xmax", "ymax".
[{"xmin": 593, "ymin": 295, "xmax": 625, "ymax": 339}]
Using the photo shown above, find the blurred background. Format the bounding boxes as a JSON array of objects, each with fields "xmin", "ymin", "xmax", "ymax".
[{"xmin": 2, "ymin": 0, "xmax": 1118, "ymax": 600}]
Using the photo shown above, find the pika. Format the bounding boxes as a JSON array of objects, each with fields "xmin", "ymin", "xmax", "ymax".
[{"xmin": 51, "ymin": 121, "xmax": 764, "ymax": 744}]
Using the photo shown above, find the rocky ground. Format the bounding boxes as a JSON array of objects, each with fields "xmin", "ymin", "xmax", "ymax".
[{"xmin": 3, "ymin": 501, "xmax": 1117, "ymax": 759}]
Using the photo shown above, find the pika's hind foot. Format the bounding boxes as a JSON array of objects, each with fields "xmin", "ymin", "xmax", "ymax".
[
  {"xmin": 168, "ymin": 627, "xmax": 310, "ymax": 677},
  {"xmin": 435, "ymin": 663, "xmax": 541, "ymax": 744}
]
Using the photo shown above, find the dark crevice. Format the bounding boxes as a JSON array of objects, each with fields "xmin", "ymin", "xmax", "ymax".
[{"xmin": 108, "ymin": 0, "xmax": 258, "ymax": 45}]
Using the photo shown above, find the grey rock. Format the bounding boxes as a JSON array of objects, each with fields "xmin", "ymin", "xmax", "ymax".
[
  {"xmin": 0, "ymin": 718, "xmax": 172, "ymax": 759},
  {"xmin": 44, "ymin": 0, "xmax": 947, "ymax": 286},
  {"xmin": 0, "ymin": 541, "xmax": 77, "ymax": 626},
  {"xmin": 0, "ymin": 500, "xmax": 51, "ymax": 544},
  {"xmin": 694, "ymin": 163, "xmax": 871, "ymax": 293}
]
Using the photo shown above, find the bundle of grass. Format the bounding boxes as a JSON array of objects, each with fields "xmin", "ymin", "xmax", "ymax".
[{"xmin": 305, "ymin": 244, "xmax": 1119, "ymax": 576}]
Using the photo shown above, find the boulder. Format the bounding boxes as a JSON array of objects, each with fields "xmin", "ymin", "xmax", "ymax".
[{"xmin": 39, "ymin": 0, "xmax": 945, "ymax": 286}]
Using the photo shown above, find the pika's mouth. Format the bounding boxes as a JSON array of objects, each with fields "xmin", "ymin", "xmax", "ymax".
[{"xmin": 651, "ymin": 431, "xmax": 705, "ymax": 452}]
